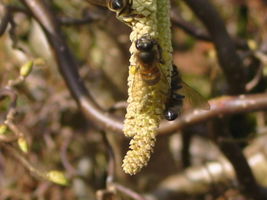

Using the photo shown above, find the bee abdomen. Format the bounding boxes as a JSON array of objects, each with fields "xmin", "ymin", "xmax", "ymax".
[{"xmin": 140, "ymin": 68, "xmax": 161, "ymax": 85}]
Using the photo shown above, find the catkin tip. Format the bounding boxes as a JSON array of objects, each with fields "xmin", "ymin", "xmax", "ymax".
[{"xmin": 122, "ymin": 132, "xmax": 156, "ymax": 175}]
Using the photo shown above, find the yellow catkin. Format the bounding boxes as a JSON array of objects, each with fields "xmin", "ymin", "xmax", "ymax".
[{"xmin": 121, "ymin": 0, "xmax": 173, "ymax": 175}]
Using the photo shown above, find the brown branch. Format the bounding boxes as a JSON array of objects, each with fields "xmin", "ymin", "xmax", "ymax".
[
  {"xmin": 58, "ymin": 8, "xmax": 106, "ymax": 27},
  {"xmin": 1, "ymin": 144, "xmax": 47, "ymax": 180},
  {"xmin": 0, "ymin": 5, "xmax": 11, "ymax": 36},
  {"xmin": 102, "ymin": 132, "xmax": 116, "ymax": 184},
  {"xmin": 177, "ymin": 3, "xmax": 260, "ymax": 196},
  {"xmin": 182, "ymin": 0, "xmax": 246, "ymax": 94},
  {"xmin": 209, "ymin": 119, "xmax": 267, "ymax": 200},
  {"xmin": 59, "ymin": 16, "xmax": 96, "ymax": 26},
  {"xmin": 19, "ymin": 0, "xmax": 267, "ymax": 137},
  {"xmin": 60, "ymin": 130, "xmax": 77, "ymax": 176},
  {"xmin": 245, "ymin": 64, "xmax": 263, "ymax": 91},
  {"xmin": 113, "ymin": 183, "xmax": 147, "ymax": 200},
  {"xmin": 159, "ymin": 93, "xmax": 267, "ymax": 135},
  {"xmin": 0, "ymin": 88, "xmax": 17, "ymax": 107},
  {"xmin": 170, "ymin": 8, "xmax": 249, "ymax": 50},
  {"xmin": 0, "ymin": 4, "xmax": 30, "ymax": 47},
  {"xmin": 20, "ymin": 0, "xmax": 124, "ymax": 134}
]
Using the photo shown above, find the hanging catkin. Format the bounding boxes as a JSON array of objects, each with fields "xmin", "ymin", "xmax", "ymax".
[{"xmin": 108, "ymin": 0, "xmax": 173, "ymax": 175}]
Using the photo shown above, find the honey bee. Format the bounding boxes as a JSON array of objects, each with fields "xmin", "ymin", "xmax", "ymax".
[
  {"xmin": 135, "ymin": 35, "xmax": 163, "ymax": 85},
  {"xmin": 107, "ymin": 0, "xmax": 144, "ymax": 25},
  {"xmin": 164, "ymin": 65, "xmax": 210, "ymax": 121},
  {"xmin": 86, "ymin": 0, "xmax": 144, "ymax": 26},
  {"xmin": 107, "ymin": 0, "xmax": 132, "ymax": 16}
]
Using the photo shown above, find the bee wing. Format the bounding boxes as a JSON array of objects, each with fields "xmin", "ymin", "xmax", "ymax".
[
  {"xmin": 179, "ymin": 81, "xmax": 210, "ymax": 111},
  {"xmin": 86, "ymin": 0, "xmax": 107, "ymax": 7}
]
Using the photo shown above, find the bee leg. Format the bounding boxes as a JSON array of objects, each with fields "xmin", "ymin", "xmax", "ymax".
[
  {"xmin": 171, "ymin": 82, "xmax": 183, "ymax": 90},
  {"xmin": 172, "ymin": 93, "xmax": 184, "ymax": 102}
]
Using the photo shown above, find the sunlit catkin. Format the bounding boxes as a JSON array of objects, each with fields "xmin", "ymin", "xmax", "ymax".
[{"xmin": 121, "ymin": 0, "xmax": 173, "ymax": 175}]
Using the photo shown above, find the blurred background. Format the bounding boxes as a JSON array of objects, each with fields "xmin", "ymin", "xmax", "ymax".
[{"xmin": 0, "ymin": 0, "xmax": 267, "ymax": 199}]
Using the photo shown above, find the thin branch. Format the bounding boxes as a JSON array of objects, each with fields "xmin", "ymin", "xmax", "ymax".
[
  {"xmin": 113, "ymin": 183, "xmax": 147, "ymax": 200},
  {"xmin": 59, "ymin": 10, "xmax": 104, "ymax": 26},
  {"xmin": 170, "ymin": 8, "xmax": 249, "ymax": 50},
  {"xmin": 108, "ymin": 101, "xmax": 128, "ymax": 112},
  {"xmin": 102, "ymin": 132, "xmax": 116, "ymax": 184},
  {"xmin": 20, "ymin": 0, "xmax": 267, "ymax": 137},
  {"xmin": 21, "ymin": 0, "xmax": 124, "ymax": 134},
  {"xmin": 2, "ymin": 144, "xmax": 47, "ymax": 180},
  {"xmin": 209, "ymin": 119, "xmax": 267, "ymax": 200},
  {"xmin": 180, "ymin": 129, "xmax": 192, "ymax": 168},
  {"xmin": 59, "ymin": 16, "xmax": 95, "ymax": 26},
  {"xmin": 183, "ymin": 0, "xmax": 246, "ymax": 94},
  {"xmin": 0, "ymin": 4, "xmax": 30, "ymax": 44},
  {"xmin": 255, "ymin": 50, "xmax": 267, "ymax": 64},
  {"xmin": 0, "ymin": 88, "xmax": 17, "ymax": 107},
  {"xmin": 159, "ymin": 93, "xmax": 267, "ymax": 135},
  {"xmin": 60, "ymin": 130, "xmax": 77, "ymax": 176},
  {"xmin": 245, "ymin": 64, "xmax": 263, "ymax": 91},
  {"xmin": 0, "ymin": 5, "xmax": 11, "ymax": 36}
]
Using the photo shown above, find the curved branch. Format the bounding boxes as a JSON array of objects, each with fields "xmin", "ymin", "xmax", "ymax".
[
  {"xmin": 182, "ymin": 0, "xmax": 246, "ymax": 94},
  {"xmin": 170, "ymin": 8, "xmax": 249, "ymax": 50},
  {"xmin": 159, "ymin": 93, "xmax": 267, "ymax": 135},
  {"xmin": 20, "ymin": 0, "xmax": 267, "ymax": 137},
  {"xmin": 21, "ymin": 0, "xmax": 124, "ymax": 134}
]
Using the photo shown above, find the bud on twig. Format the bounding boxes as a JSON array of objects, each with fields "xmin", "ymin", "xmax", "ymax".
[
  {"xmin": 0, "ymin": 124, "xmax": 8, "ymax": 135},
  {"xmin": 46, "ymin": 170, "xmax": 69, "ymax": 186},
  {"xmin": 20, "ymin": 61, "xmax": 33, "ymax": 77},
  {"xmin": 17, "ymin": 137, "xmax": 29, "ymax": 153}
]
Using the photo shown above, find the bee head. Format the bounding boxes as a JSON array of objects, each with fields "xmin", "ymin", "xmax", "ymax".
[
  {"xmin": 164, "ymin": 110, "xmax": 178, "ymax": 121},
  {"xmin": 135, "ymin": 36, "xmax": 155, "ymax": 52},
  {"xmin": 108, "ymin": 0, "xmax": 125, "ymax": 12}
]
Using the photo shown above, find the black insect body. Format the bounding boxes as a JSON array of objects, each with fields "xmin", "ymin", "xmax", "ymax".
[
  {"xmin": 108, "ymin": 0, "xmax": 132, "ymax": 16},
  {"xmin": 164, "ymin": 65, "xmax": 185, "ymax": 121},
  {"xmin": 164, "ymin": 65, "xmax": 210, "ymax": 121},
  {"xmin": 107, "ymin": 0, "xmax": 144, "ymax": 22}
]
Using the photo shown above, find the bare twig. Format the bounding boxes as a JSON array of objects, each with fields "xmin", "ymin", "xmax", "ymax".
[
  {"xmin": 102, "ymin": 132, "xmax": 116, "ymax": 184},
  {"xmin": 181, "ymin": 130, "xmax": 192, "ymax": 168},
  {"xmin": 20, "ymin": 0, "xmax": 267, "ymax": 137},
  {"xmin": 21, "ymin": 0, "xmax": 124, "ymax": 134},
  {"xmin": 159, "ymin": 93, "xmax": 267, "ymax": 135},
  {"xmin": 152, "ymin": 135, "xmax": 267, "ymax": 198},
  {"xmin": 255, "ymin": 50, "xmax": 267, "ymax": 64},
  {"xmin": 108, "ymin": 101, "xmax": 127, "ymax": 112},
  {"xmin": 59, "ymin": 15, "xmax": 99, "ymax": 26},
  {"xmin": 60, "ymin": 129, "xmax": 77, "ymax": 176},
  {"xmin": 170, "ymin": 8, "xmax": 249, "ymax": 50},
  {"xmin": 0, "ymin": 5, "xmax": 11, "ymax": 36},
  {"xmin": 0, "ymin": 4, "xmax": 29, "ymax": 47},
  {"xmin": 1, "ymin": 144, "xmax": 47, "ymax": 179},
  {"xmin": 113, "ymin": 183, "xmax": 147, "ymax": 200},
  {"xmin": 209, "ymin": 119, "xmax": 267, "ymax": 200},
  {"xmin": 0, "ymin": 81, "xmax": 28, "ymax": 144},
  {"xmin": 245, "ymin": 64, "xmax": 263, "ymax": 91},
  {"xmin": 0, "ymin": 88, "xmax": 17, "ymax": 109},
  {"xmin": 182, "ymin": 0, "xmax": 246, "ymax": 94}
]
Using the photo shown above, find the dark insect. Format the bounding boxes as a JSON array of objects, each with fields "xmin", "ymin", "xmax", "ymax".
[
  {"xmin": 107, "ymin": 0, "xmax": 132, "ymax": 16},
  {"xmin": 164, "ymin": 65, "xmax": 210, "ymax": 121},
  {"xmin": 164, "ymin": 66, "xmax": 184, "ymax": 120},
  {"xmin": 107, "ymin": 0, "xmax": 144, "ymax": 19},
  {"xmin": 135, "ymin": 35, "xmax": 163, "ymax": 85}
]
